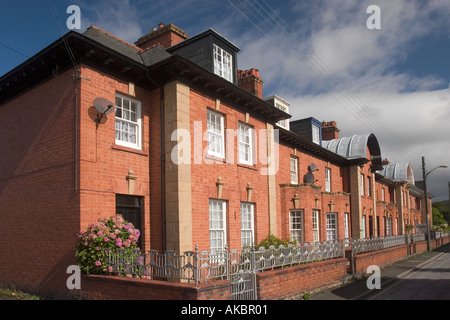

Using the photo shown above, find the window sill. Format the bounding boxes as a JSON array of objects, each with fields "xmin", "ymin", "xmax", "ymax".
[
  {"xmin": 204, "ymin": 154, "xmax": 227, "ymax": 164},
  {"xmin": 111, "ymin": 143, "xmax": 148, "ymax": 156},
  {"xmin": 237, "ymin": 163, "xmax": 258, "ymax": 171}
]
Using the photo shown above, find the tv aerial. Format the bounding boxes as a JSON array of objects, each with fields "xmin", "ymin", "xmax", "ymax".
[{"xmin": 93, "ymin": 98, "xmax": 115, "ymax": 124}]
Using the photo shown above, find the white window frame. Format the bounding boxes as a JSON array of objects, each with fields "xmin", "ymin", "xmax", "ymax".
[
  {"xmin": 381, "ymin": 188, "xmax": 385, "ymax": 201},
  {"xmin": 289, "ymin": 210, "xmax": 303, "ymax": 242},
  {"xmin": 240, "ymin": 202, "xmax": 254, "ymax": 248},
  {"xmin": 115, "ymin": 94, "xmax": 142, "ymax": 150},
  {"xmin": 275, "ymin": 103, "xmax": 289, "ymax": 130},
  {"xmin": 325, "ymin": 168, "xmax": 331, "ymax": 192},
  {"xmin": 312, "ymin": 125, "xmax": 320, "ymax": 145},
  {"xmin": 326, "ymin": 213, "xmax": 338, "ymax": 241},
  {"xmin": 360, "ymin": 174, "xmax": 365, "ymax": 196},
  {"xmin": 207, "ymin": 109, "xmax": 225, "ymax": 158},
  {"xmin": 238, "ymin": 123, "xmax": 253, "ymax": 165},
  {"xmin": 209, "ymin": 199, "xmax": 227, "ymax": 254},
  {"xmin": 312, "ymin": 210, "xmax": 320, "ymax": 243},
  {"xmin": 290, "ymin": 156, "xmax": 298, "ymax": 184},
  {"xmin": 344, "ymin": 212, "xmax": 349, "ymax": 246},
  {"xmin": 362, "ymin": 215, "xmax": 366, "ymax": 238},
  {"xmin": 386, "ymin": 217, "xmax": 392, "ymax": 236},
  {"xmin": 367, "ymin": 176, "xmax": 372, "ymax": 197},
  {"xmin": 213, "ymin": 44, "xmax": 233, "ymax": 82}
]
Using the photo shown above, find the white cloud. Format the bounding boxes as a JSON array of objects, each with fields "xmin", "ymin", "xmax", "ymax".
[
  {"xmin": 226, "ymin": 0, "xmax": 450, "ymax": 200},
  {"xmin": 76, "ymin": 0, "xmax": 143, "ymax": 43},
  {"xmin": 69, "ymin": 0, "xmax": 450, "ymax": 199}
]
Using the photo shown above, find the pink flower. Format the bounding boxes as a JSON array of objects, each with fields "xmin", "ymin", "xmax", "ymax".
[
  {"xmin": 95, "ymin": 261, "xmax": 102, "ymax": 266},
  {"xmin": 116, "ymin": 238, "xmax": 123, "ymax": 247},
  {"xmin": 107, "ymin": 266, "xmax": 113, "ymax": 273},
  {"xmin": 103, "ymin": 237, "xmax": 109, "ymax": 242}
]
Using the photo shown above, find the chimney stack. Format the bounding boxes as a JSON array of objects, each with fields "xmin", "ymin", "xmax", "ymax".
[
  {"xmin": 321, "ymin": 121, "xmax": 340, "ymax": 140},
  {"xmin": 135, "ymin": 23, "xmax": 189, "ymax": 50},
  {"xmin": 237, "ymin": 68, "xmax": 263, "ymax": 99}
]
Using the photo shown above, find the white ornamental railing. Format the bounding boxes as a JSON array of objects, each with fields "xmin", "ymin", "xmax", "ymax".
[{"xmin": 107, "ymin": 240, "xmax": 345, "ymax": 284}]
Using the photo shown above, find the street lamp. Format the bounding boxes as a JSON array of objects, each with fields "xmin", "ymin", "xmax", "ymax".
[{"xmin": 421, "ymin": 156, "xmax": 448, "ymax": 252}]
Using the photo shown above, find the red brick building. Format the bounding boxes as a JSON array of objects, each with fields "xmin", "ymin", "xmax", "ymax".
[{"xmin": 0, "ymin": 23, "xmax": 431, "ymax": 293}]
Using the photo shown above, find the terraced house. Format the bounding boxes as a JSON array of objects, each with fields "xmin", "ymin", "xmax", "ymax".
[{"xmin": 0, "ymin": 22, "xmax": 431, "ymax": 296}]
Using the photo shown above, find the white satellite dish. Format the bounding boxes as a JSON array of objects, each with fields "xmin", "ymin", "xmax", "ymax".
[{"xmin": 93, "ymin": 98, "xmax": 115, "ymax": 124}]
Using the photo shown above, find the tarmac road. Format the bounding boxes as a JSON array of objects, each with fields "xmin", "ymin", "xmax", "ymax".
[{"xmin": 312, "ymin": 242, "xmax": 450, "ymax": 300}]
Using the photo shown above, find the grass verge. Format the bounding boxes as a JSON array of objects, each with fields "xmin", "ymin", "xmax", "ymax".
[{"xmin": 0, "ymin": 285, "xmax": 40, "ymax": 300}]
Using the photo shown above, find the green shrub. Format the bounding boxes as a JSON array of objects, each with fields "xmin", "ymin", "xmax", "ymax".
[{"xmin": 256, "ymin": 234, "xmax": 297, "ymax": 249}]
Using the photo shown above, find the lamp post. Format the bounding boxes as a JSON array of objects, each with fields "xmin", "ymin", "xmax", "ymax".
[{"xmin": 421, "ymin": 156, "xmax": 448, "ymax": 252}]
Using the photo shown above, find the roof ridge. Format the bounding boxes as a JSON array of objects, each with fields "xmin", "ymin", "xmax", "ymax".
[{"xmin": 88, "ymin": 25, "xmax": 144, "ymax": 52}]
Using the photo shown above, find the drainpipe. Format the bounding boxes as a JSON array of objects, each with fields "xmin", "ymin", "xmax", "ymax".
[
  {"xmin": 146, "ymin": 70, "xmax": 166, "ymax": 253},
  {"xmin": 160, "ymin": 86, "xmax": 166, "ymax": 253}
]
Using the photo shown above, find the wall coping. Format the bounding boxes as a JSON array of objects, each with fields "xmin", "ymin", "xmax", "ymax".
[{"xmin": 82, "ymin": 274, "xmax": 230, "ymax": 293}]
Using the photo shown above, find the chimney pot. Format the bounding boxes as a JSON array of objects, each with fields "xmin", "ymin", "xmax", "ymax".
[
  {"xmin": 237, "ymin": 69, "xmax": 263, "ymax": 99},
  {"xmin": 135, "ymin": 23, "xmax": 189, "ymax": 50},
  {"xmin": 321, "ymin": 121, "xmax": 340, "ymax": 140}
]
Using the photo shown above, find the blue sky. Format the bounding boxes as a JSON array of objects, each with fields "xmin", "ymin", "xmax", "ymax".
[{"xmin": 1, "ymin": 0, "xmax": 450, "ymax": 201}]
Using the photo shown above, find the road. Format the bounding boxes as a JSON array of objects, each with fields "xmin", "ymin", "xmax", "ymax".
[{"xmin": 313, "ymin": 243, "xmax": 450, "ymax": 300}]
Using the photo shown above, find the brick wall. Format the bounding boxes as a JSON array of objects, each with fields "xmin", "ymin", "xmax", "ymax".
[
  {"xmin": 352, "ymin": 245, "xmax": 409, "ymax": 275},
  {"xmin": 189, "ymin": 88, "xmax": 271, "ymax": 250},
  {"xmin": 256, "ymin": 258, "xmax": 348, "ymax": 300},
  {"xmin": 73, "ymin": 237, "xmax": 450, "ymax": 300},
  {"xmin": 78, "ymin": 65, "xmax": 155, "ymax": 252},
  {"xmin": 277, "ymin": 141, "xmax": 350, "ymax": 242},
  {"xmin": 80, "ymin": 275, "xmax": 230, "ymax": 300},
  {"xmin": 0, "ymin": 69, "xmax": 80, "ymax": 291},
  {"xmin": 79, "ymin": 259, "xmax": 349, "ymax": 300}
]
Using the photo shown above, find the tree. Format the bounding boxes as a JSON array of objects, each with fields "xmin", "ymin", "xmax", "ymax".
[
  {"xmin": 432, "ymin": 206, "xmax": 446, "ymax": 226},
  {"xmin": 432, "ymin": 202, "xmax": 450, "ymax": 224}
]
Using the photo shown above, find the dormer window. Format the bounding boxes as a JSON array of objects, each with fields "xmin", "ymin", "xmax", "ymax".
[
  {"xmin": 312, "ymin": 125, "xmax": 320, "ymax": 145},
  {"xmin": 264, "ymin": 96, "xmax": 290, "ymax": 130},
  {"xmin": 213, "ymin": 44, "xmax": 233, "ymax": 82},
  {"xmin": 168, "ymin": 29, "xmax": 239, "ymax": 85}
]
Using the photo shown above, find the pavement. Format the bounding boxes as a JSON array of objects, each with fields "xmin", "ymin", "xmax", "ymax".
[{"xmin": 311, "ymin": 243, "xmax": 450, "ymax": 300}]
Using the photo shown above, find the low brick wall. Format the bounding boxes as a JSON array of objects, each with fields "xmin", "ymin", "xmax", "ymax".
[
  {"xmin": 76, "ymin": 235, "xmax": 450, "ymax": 300},
  {"xmin": 256, "ymin": 258, "xmax": 349, "ymax": 300},
  {"xmin": 80, "ymin": 275, "xmax": 231, "ymax": 300},
  {"xmin": 432, "ymin": 235, "xmax": 450, "ymax": 247},
  {"xmin": 352, "ymin": 245, "xmax": 409, "ymax": 275},
  {"xmin": 412, "ymin": 240, "xmax": 428, "ymax": 254},
  {"xmin": 351, "ymin": 235, "xmax": 450, "ymax": 276}
]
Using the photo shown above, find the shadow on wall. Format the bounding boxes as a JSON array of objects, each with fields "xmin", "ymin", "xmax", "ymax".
[{"xmin": 0, "ymin": 70, "xmax": 80, "ymax": 294}]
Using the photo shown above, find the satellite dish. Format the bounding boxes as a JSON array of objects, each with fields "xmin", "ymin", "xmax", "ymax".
[
  {"xmin": 94, "ymin": 98, "xmax": 115, "ymax": 124},
  {"xmin": 304, "ymin": 171, "xmax": 315, "ymax": 184},
  {"xmin": 308, "ymin": 163, "xmax": 318, "ymax": 172}
]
